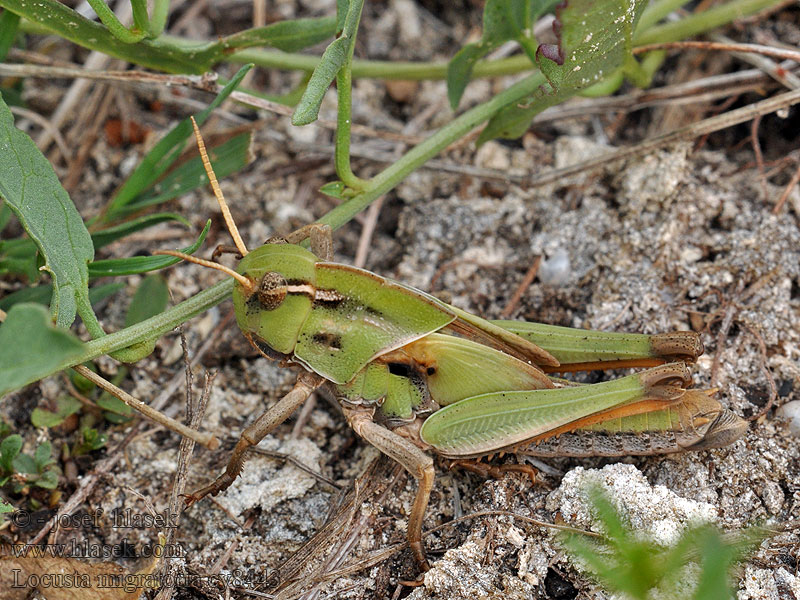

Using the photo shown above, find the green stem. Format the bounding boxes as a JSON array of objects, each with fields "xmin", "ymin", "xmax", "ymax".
[
  {"xmin": 147, "ymin": 0, "xmax": 169, "ymax": 38},
  {"xmin": 130, "ymin": 0, "xmax": 150, "ymax": 35},
  {"xmin": 334, "ymin": 0, "xmax": 368, "ymax": 189},
  {"xmin": 11, "ymin": 0, "xmax": 782, "ymax": 80},
  {"xmin": 85, "ymin": 0, "xmax": 146, "ymax": 43},
  {"xmin": 637, "ymin": 0, "xmax": 690, "ymax": 32},
  {"xmin": 634, "ymin": 0, "xmax": 782, "ymax": 45},
  {"xmin": 319, "ymin": 71, "xmax": 547, "ymax": 231},
  {"xmin": 76, "ymin": 293, "xmax": 106, "ymax": 340},
  {"xmin": 57, "ymin": 279, "xmax": 234, "ymax": 375},
  {"xmin": 231, "ymin": 49, "xmax": 534, "ymax": 80},
  {"xmin": 335, "ymin": 64, "xmax": 367, "ymax": 188}
]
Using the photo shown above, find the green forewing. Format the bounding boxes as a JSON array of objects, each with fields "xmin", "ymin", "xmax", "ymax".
[
  {"xmin": 443, "ymin": 304, "xmax": 559, "ymax": 367},
  {"xmin": 420, "ymin": 373, "xmax": 646, "ymax": 457},
  {"xmin": 492, "ymin": 321, "xmax": 654, "ymax": 364},
  {"xmin": 294, "ymin": 264, "xmax": 455, "ymax": 384}
]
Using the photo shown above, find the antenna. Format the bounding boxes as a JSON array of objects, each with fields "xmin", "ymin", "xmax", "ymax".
[
  {"xmin": 190, "ymin": 116, "xmax": 249, "ymax": 257},
  {"xmin": 153, "ymin": 250, "xmax": 255, "ymax": 294}
]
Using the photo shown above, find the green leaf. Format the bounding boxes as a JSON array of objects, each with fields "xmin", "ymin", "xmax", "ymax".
[
  {"xmin": 125, "ymin": 274, "xmax": 169, "ymax": 327},
  {"xmin": 73, "ymin": 427, "xmax": 107, "ymax": 456},
  {"xmin": 96, "ymin": 395, "xmax": 132, "ymax": 417},
  {"xmin": 0, "ymin": 0, "xmax": 334, "ymax": 73},
  {"xmin": 319, "ymin": 180, "xmax": 348, "ymax": 199},
  {"xmin": 0, "ymin": 498, "xmax": 13, "ymax": 513},
  {"xmin": 85, "ymin": 0, "xmax": 146, "ymax": 43},
  {"xmin": 31, "ymin": 409, "xmax": 65, "ymax": 428},
  {"xmin": 33, "ymin": 440, "xmax": 51, "ymax": 468},
  {"xmin": 211, "ymin": 17, "xmax": 337, "ymax": 53},
  {"xmin": 91, "ymin": 213, "xmax": 190, "ymax": 250},
  {"xmin": 35, "ymin": 468, "xmax": 58, "ymax": 489},
  {"xmin": 0, "ymin": 237, "xmax": 40, "ymax": 282},
  {"xmin": 448, "ymin": 44, "xmax": 491, "ymax": 110},
  {"xmin": 478, "ymin": 0, "xmax": 647, "ymax": 144},
  {"xmin": 0, "ymin": 433, "xmax": 22, "ymax": 472},
  {"xmin": 447, "ymin": 0, "xmax": 555, "ymax": 109},
  {"xmin": 87, "ymin": 220, "xmax": 210, "ymax": 278},
  {"xmin": 0, "ymin": 9, "xmax": 20, "ymax": 61},
  {"xmin": 0, "ymin": 282, "xmax": 123, "ymax": 313},
  {"xmin": 11, "ymin": 453, "xmax": 35, "ymax": 474},
  {"xmin": 0, "ymin": 199, "xmax": 12, "ymax": 230},
  {"xmin": 292, "ymin": 36, "xmax": 350, "ymax": 126},
  {"xmin": 0, "ymin": 304, "xmax": 85, "ymax": 398},
  {"xmin": 336, "ymin": 0, "xmax": 349, "ymax": 32},
  {"xmin": 101, "ymin": 66, "xmax": 252, "ymax": 222},
  {"xmin": 58, "ymin": 395, "xmax": 82, "ymax": 417},
  {"xmin": 117, "ymin": 133, "xmax": 252, "ymax": 217},
  {"xmin": 0, "ymin": 91, "xmax": 95, "ymax": 328}
]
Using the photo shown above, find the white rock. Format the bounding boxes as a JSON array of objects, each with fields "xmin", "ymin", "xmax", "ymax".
[
  {"xmin": 546, "ymin": 463, "xmax": 718, "ymax": 546},
  {"xmin": 776, "ymin": 400, "xmax": 800, "ymax": 435}
]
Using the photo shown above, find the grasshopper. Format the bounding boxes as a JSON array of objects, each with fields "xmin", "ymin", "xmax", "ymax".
[{"xmin": 156, "ymin": 120, "xmax": 747, "ymax": 570}]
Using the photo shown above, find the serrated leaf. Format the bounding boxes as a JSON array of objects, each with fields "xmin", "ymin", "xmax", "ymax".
[
  {"xmin": 31, "ymin": 409, "xmax": 65, "ymax": 428},
  {"xmin": 0, "ymin": 92, "xmax": 94, "ymax": 327},
  {"xmin": 87, "ymin": 220, "xmax": 210, "ymax": 278},
  {"xmin": 91, "ymin": 213, "xmax": 190, "ymax": 250},
  {"xmin": 0, "ymin": 304, "xmax": 85, "ymax": 398},
  {"xmin": 124, "ymin": 274, "xmax": 169, "ymax": 328},
  {"xmin": 292, "ymin": 36, "xmax": 350, "ymax": 126},
  {"xmin": 479, "ymin": 0, "xmax": 647, "ymax": 144}
]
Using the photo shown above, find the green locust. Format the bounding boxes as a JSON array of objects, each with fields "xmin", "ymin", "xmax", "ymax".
[{"xmin": 157, "ymin": 120, "xmax": 747, "ymax": 570}]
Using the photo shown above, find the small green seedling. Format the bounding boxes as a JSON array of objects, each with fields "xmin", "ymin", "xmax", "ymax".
[
  {"xmin": 559, "ymin": 486, "xmax": 767, "ymax": 599},
  {"xmin": 71, "ymin": 426, "xmax": 107, "ymax": 457},
  {"xmin": 0, "ymin": 435, "xmax": 60, "ymax": 492},
  {"xmin": 155, "ymin": 120, "xmax": 747, "ymax": 571}
]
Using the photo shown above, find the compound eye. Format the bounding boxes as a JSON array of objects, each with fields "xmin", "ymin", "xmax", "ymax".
[{"xmin": 257, "ymin": 272, "xmax": 287, "ymax": 310}]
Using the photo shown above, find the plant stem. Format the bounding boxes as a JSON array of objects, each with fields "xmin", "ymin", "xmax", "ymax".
[
  {"xmin": 148, "ymin": 0, "xmax": 169, "ymax": 38},
  {"xmin": 634, "ymin": 0, "xmax": 782, "ymax": 45},
  {"xmin": 637, "ymin": 0, "xmax": 690, "ymax": 32},
  {"xmin": 56, "ymin": 279, "xmax": 233, "ymax": 377},
  {"xmin": 319, "ymin": 71, "xmax": 547, "ymax": 231},
  {"xmin": 231, "ymin": 49, "xmax": 534, "ymax": 80},
  {"xmin": 85, "ymin": 0, "xmax": 146, "ymax": 43},
  {"xmin": 334, "ymin": 0, "xmax": 368, "ymax": 189}
]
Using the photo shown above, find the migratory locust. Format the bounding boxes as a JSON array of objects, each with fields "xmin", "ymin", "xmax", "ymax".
[{"xmin": 156, "ymin": 120, "xmax": 747, "ymax": 570}]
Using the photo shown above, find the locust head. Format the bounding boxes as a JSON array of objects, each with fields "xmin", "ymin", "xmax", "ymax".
[
  {"xmin": 231, "ymin": 244, "xmax": 318, "ymax": 355},
  {"xmin": 154, "ymin": 117, "xmax": 318, "ymax": 357}
]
